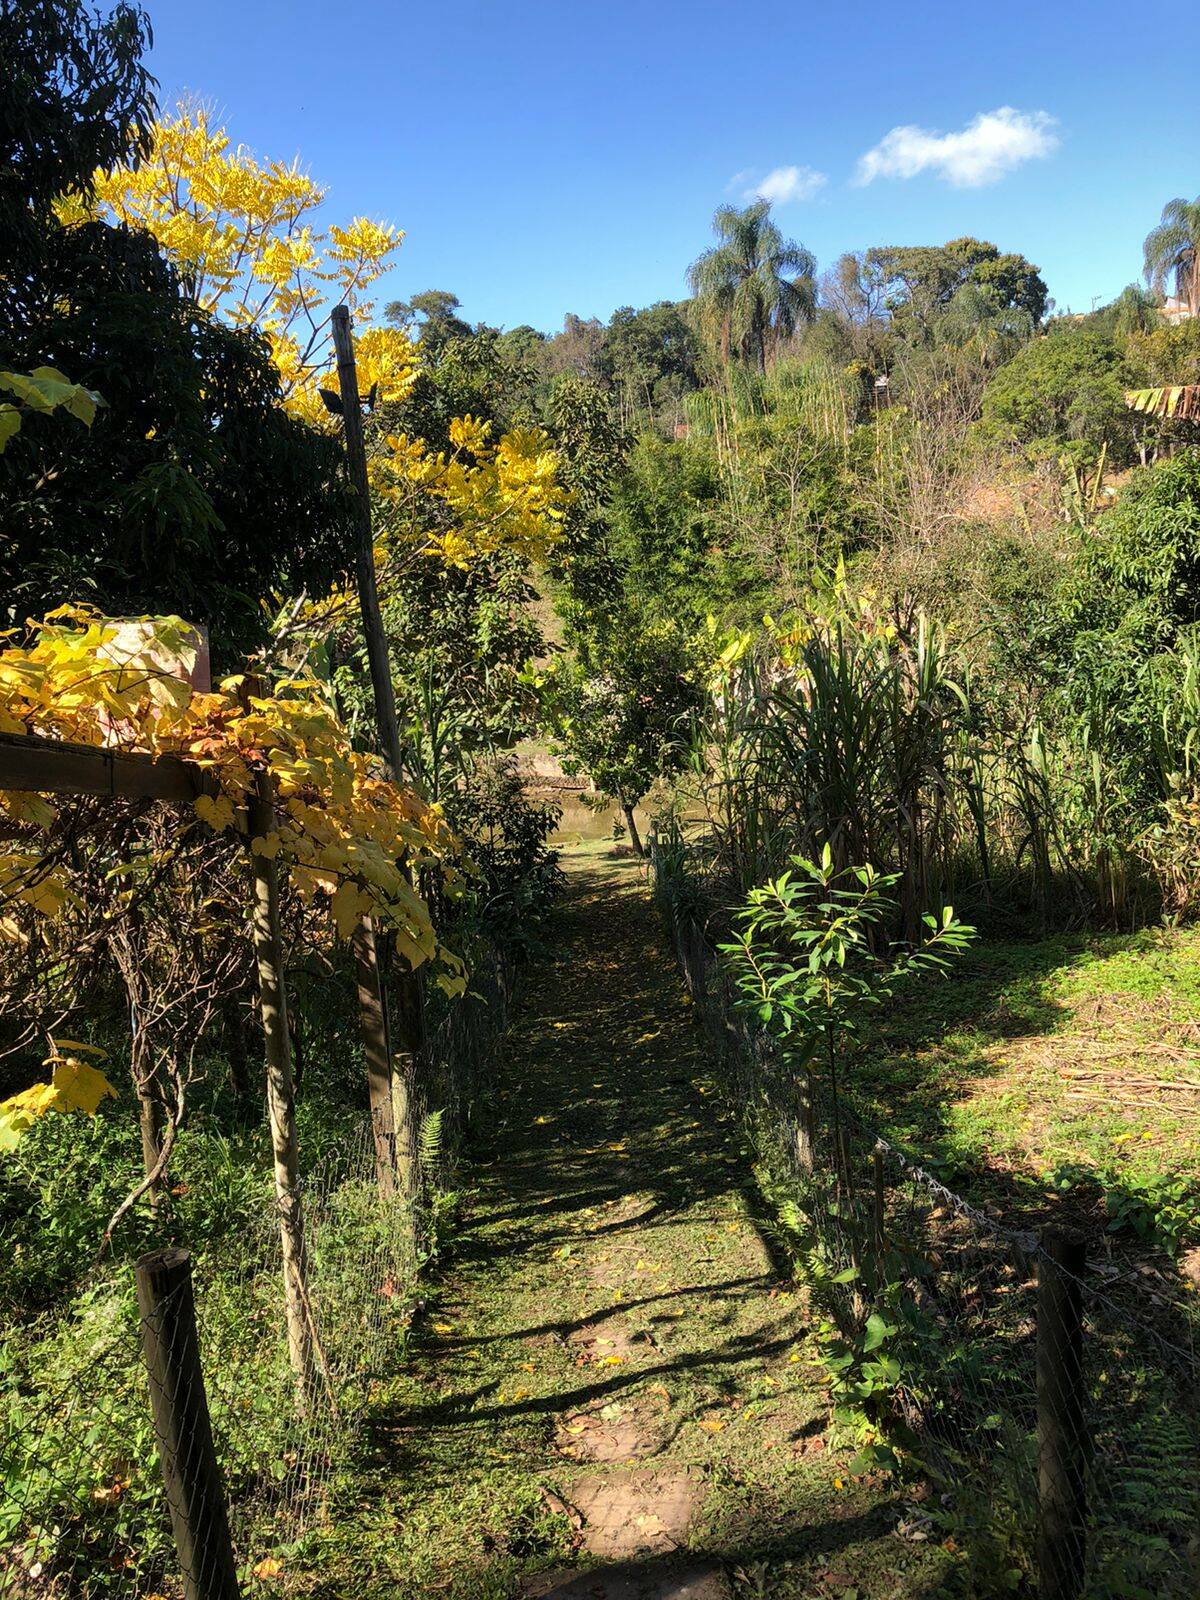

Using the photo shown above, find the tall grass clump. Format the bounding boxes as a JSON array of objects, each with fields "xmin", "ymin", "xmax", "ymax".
[{"xmin": 679, "ymin": 581, "xmax": 1200, "ymax": 933}]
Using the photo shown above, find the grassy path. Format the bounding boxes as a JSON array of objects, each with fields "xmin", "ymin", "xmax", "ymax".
[{"xmin": 320, "ymin": 848, "xmax": 957, "ymax": 1599}]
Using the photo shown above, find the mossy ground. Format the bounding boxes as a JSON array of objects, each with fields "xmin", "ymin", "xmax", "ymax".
[{"xmin": 302, "ymin": 846, "xmax": 963, "ymax": 1598}]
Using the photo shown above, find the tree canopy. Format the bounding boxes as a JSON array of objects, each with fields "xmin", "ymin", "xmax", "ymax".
[
  {"xmin": 866, "ymin": 237, "xmax": 1048, "ymax": 346},
  {"xmin": 0, "ymin": 2, "xmax": 353, "ymax": 655}
]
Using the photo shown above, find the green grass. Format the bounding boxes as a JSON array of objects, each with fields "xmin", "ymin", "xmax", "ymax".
[{"xmin": 848, "ymin": 923, "xmax": 1200, "ymax": 1251}]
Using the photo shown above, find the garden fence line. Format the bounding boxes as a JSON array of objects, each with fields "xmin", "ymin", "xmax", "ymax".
[
  {"xmin": 650, "ymin": 838, "xmax": 1200, "ymax": 1600},
  {"xmin": 1, "ymin": 943, "xmax": 514, "ymax": 1600}
]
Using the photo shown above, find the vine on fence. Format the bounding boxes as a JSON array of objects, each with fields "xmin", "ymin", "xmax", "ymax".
[{"xmin": 0, "ymin": 606, "xmax": 466, "ymax": 1143}]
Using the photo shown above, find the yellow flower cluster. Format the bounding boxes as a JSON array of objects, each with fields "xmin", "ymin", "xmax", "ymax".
[
  {"xmin": 380, "ymin": 417, "xmax": 572, "ymax": 568},
  {"xmin": 0, "ymin": 609, "xmax": 461, "ymax": 974},
  {"xmin": 56, "ymin": 106, "xmax": 412, "ymax": 423}
]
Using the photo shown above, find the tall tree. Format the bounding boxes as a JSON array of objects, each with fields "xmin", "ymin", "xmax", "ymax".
[
  {"xmin": 62, "ymin": 103, "xmax": 409, "ymax": 424},
  {"xmin": 688, "ymin": 201, "xmax": 816, "ymax": 372},
  {"xmin": 866, "ymin": 238, "xmax": 1047, "ymax": 347},
  {"xmin": 385, "ymin": 289, "xmax": 472, "ymax": 347},
  {"xmin": 1110, "ymin": 282, "xmax": 1161, "ymax": 337},
  {"xmin": 595, "ymin": 301, "xmax": 700, "ymax": 424},
  {"xmin": 1143, "ymin": 196, "xmax": 1200, "ymax": 318}
]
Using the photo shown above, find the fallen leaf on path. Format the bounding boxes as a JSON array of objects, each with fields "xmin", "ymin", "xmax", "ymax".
[{"xmin": 635, "ymin": 1512, "xmax": 666, "ymax": 1534}]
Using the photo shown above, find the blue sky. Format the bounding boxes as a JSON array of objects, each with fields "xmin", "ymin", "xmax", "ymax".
[{"xmin": 143, "ymin": 0, "xmax": 1198, "ymax": 333}]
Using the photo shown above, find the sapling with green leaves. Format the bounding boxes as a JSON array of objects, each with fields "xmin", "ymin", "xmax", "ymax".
[{"xmin": 720, "ymin": 844, "xmax": 974, "ymax": 1171}]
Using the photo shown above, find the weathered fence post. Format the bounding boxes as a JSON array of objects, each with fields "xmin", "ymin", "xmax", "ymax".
[
  {"xmin": 247, "ymin": 769, "xmax": 318, "ymax": 1405},
  {"xmin": 1037, "ymin": 1227, "xmax": 1088, "ymax": 1600},
  {"xmin": 352, "ymin": 915, "xmax": 397, "ymax": 1197},
  {"xmin": 134, "ymin": 1248, "xmax": 241, "ymax": 1600}
]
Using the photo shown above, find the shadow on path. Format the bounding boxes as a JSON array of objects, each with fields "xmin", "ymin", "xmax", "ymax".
[{"xmin": 337, "ymin": 849, "xmax": 960, "ymax": 1600}]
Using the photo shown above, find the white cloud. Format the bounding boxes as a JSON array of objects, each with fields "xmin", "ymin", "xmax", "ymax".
[
  {"xmin": 730, "ymin": 165, "xmax": 827, "ymax": 205},
  {"xmin": 854, "ymin": 107, "xmax": 1058, "ymax": 188}
]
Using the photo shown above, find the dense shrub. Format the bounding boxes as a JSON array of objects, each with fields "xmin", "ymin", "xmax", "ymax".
[{"xmin": 981, "ymin": 328, "xmax": 1133, "ymax": 466}]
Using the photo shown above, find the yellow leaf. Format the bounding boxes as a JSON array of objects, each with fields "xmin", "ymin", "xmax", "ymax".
[
  {"xmin": 49, "ymin": 1059, "xmax": 118, "ymax": 1115},
  {"xmin": 329, "ymin": 880, "xmax": 363, "ymax": 941},
  {"xmin": 194, "ymin": 792, "xmax": 237, "ymax": 832}
]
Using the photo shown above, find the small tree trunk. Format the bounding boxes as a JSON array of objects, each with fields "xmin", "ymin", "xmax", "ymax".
[
  {"xmin": 621, "ymin": 800, "xmax": 644, "ymax": 857},
  {"xmin": 224, "ymin": 996, "xmax": 252, "ymax": 1106},
  {"xmin": 133, "ymin": 1033, "xmax": 166, "ymax": 1216},
  {"xmin": 353, "ymin": 915, "xmax": 397, "ymax": 1198},
  {"xmin": 248, "ymin": 772, "xmax": 318, "ymax": 1407},
  {"xmin": 794, "ymin": 1071, "xmax": 816, "ymax": 1173},
  {"xmin": 388, "ymin": 956, "xmax": 423, "ymax": 1203}
]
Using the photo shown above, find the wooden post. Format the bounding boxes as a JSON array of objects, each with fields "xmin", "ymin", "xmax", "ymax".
[
  {"xmin": 352, "ymin": 915, "xmax": 397, "ymax": 1197},
  {"xmin": 330, "ymin": 304, "xmax": 405, "ymax": 783},
  {"xmin": 1037, "ymin": 1228, "xmax": 1088, "ymax": 1600},
  {"xmin": 134, "ymin": 1248, "xmax": 241, "ymax": 1600},
  {"xmin": 872, "ymin": 1143, "xmax": 886, "ymax": 1276},
  {"xmin": 330, "ymin": 303, "xmax": 428, "ymax": 1198},
  {"xmin": 247, "ymin": 770, "xmax": 317, "ymax": 1405}
]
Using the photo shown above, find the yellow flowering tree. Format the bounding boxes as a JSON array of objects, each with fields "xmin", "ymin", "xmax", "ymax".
[
  {"xmin": 59, "ymin": 104, "xmax": 569, "ymax": 577},
  {"xmin": 58, "ymin": 105, "xmax": 416, "ymax": 427},
  {"xmin": 378, "ymin": 416, "xmax": 571, "ymax": 568}
]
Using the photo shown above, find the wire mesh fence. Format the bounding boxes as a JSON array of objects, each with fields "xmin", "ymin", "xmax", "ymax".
[
  {"xmin": 652, "ymin": 842, "xmax": 1200, "ymax": 1598},
  {"xmin": 0, "ymin": 941, "xmax": 513, "ymax": 1598}
]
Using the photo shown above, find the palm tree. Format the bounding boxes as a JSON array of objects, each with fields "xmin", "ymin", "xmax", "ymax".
[
  {"xmin": 688, "ymin": 201, "xmax": 816, "ymax": 372},
  {"xmin": 1143, "ymin": 196, "xmax": 1200, "ymax": 317},
  {"xmin": 937, "ymin": 281, "xmax": 1033, "ymax": 368},
  {"xmin": 1110, "ymin": 282, "xmax": 1161, "ymax": 337}
]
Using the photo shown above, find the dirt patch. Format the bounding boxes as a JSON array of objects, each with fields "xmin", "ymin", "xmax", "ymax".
[
  {"xmin": 555, "ymin": 1396, "xmax": 661, "ymax": 1463},
  {"xmin": 568, "ymin": 1467, "xmax": 703, "ymax": 1559},
  {"xmin": 527, "ymin": 1468, "xmax": 727, "ymax": 1599}
]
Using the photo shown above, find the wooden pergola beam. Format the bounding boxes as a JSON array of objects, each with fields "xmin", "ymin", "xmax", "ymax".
[{"xmin": 0, "ymin": 731, "xmax": 212, "ymax": 802}]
